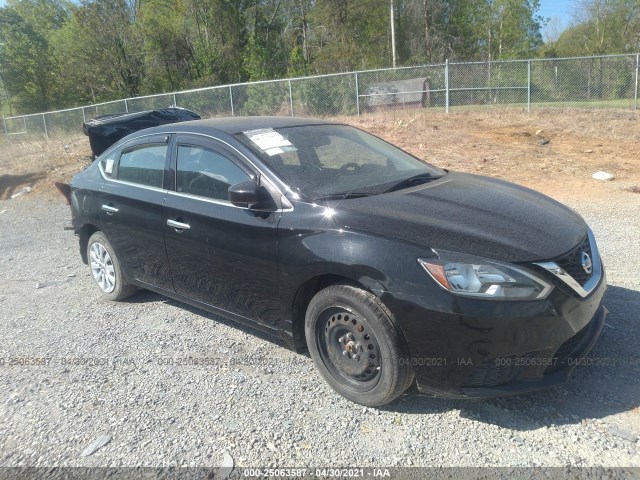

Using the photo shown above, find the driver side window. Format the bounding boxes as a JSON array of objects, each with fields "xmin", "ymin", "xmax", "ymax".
[{"xmin": 176, "ymin": 145, "xmax": 250, "ymax": 201}]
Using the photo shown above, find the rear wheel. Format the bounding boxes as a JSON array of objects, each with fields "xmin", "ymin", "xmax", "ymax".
[
  {"xmin": 87, "ymin": 231, "xmax": 137, "ymax": 301},
  {"xmin": 305, "ymin": 283, "xmax": 413, "ymax": 406}
]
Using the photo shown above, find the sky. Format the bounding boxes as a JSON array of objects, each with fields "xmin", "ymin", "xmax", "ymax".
[{"xmin": 538, "ymin": 0, "xmax": 579, "ymax": 41}]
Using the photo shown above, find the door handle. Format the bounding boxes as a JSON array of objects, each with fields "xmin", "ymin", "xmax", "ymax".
[
  {"xmin": 167, "ymin": 219, "xmax": 191, "ymax": 231},
  {"xmin": 101, "ymin": 204, "xmax": 119, "ymax": 215}
]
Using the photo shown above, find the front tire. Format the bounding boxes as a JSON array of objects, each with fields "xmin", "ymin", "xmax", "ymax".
[
  {"xmin": 87, "ymin": 231, "xmax": 136, "ymax": 301},
  {"xmin": 305, "ymin": 284, "xmax": 414, "ymax": 406}
]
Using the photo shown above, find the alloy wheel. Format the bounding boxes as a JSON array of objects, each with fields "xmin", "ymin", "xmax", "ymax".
[{"xmin": 89, "ymin": 242, "xmax": 116, "ymax": 293}]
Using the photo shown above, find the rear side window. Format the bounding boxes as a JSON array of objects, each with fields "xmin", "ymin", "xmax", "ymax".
[
  {"xmin": 117, "ymin": 144, "xmax": 167, "ymax": 188},
  {"xmin": 176, "ymin": 145, "xmax": 250, "ymax": 201}
]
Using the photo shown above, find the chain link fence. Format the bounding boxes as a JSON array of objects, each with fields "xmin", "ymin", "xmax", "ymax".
[{"xmin": 2, "ymin": 54, "xmax": 639, "ymax": 138}]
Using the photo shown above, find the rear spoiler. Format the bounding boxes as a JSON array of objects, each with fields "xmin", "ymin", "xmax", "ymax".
[{"xmin": 54, "ymin": 182, "xmax": 71, "ymax": 205}]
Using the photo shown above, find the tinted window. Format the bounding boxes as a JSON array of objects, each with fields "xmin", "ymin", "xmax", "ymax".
[
  {"xmin": 117, "ymin": 144, "xmax": 166, "ymax": 188},
  {"xmin": 176, "ymin": 145, "xmax": 250, "ymax": 201}
]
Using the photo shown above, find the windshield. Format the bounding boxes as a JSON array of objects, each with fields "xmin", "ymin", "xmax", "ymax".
[{"xmin": 236, "ymin": 124, "xmax": 445, "ymax": 200}]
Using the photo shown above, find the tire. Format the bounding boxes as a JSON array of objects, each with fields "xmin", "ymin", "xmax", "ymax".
[
  {"xmin": 86, "ymin": 231, "xmax": 137, "ymax": 301},
  {"xmin": 305, "ymin": 283, "xmax": 414, "ymax": 406}
]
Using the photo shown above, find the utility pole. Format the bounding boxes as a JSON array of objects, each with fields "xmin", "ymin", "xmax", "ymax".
[{"xmin": 390, "ymin": 0, "xmax": 397, "ymax": 68}]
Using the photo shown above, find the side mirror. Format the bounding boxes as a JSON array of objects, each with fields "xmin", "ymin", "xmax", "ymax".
[{"xmin": 228, "ymin": 180, "xmax": 276, "ymax": 210}]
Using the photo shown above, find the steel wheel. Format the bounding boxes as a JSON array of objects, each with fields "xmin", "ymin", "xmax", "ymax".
[
  {"xmin": 90, "ymin": 242, "xmax": 116, "ymax": 293},
  {"xmin": 305, "ymin": 284, "xmax": 413, "ymax": 406},
  {"xmin": 317, "ymin": 307, "xmax": 382, "ymax": 391}
]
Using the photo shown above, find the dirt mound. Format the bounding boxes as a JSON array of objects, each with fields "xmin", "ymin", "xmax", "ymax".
[
  {"xmin": 0, "ymin": 135, "xmax": 92, "ymax": 200},
  {"xmin": 338, "ymin": 108, "xmax": 640, "ymax": 203}
]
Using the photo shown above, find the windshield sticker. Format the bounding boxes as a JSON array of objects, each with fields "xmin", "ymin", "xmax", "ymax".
[
  {"xmin": 105, "ymin": 159, "xmax": 114, "ymax": 174},
  {"xmin": 244, "ymin": 128, "xmax": 297, "ymax": 156}
]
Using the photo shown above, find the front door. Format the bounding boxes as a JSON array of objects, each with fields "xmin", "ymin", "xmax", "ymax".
[{"xmin": 163, "ymin": 134, "xmax": 281, "ymax": 324}]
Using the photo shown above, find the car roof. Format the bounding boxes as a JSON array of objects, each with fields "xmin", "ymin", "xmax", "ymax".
[{"xmin": 140, "ymin": 116, "xmax": 341, "ymax": 136}]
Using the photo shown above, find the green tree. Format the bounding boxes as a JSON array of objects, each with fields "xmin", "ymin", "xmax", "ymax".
[
  {"xmin": 492, "ymin": 0, "xmax": 544, "ymax": 59},
  {"xmin": 0, "ymin": 0, "xmax": 572, "ymax": 115},
  {"xmin": 0, "ymin": 0, "xmax": 69, "ymax": 113},
  {"xmin": 283, "ymin": 0, "xmax": 313, "ymax": 75},
  {"xmin": 53, "ymin": 0, "xmax": 144, "ymax": 103},
  {"xmin": 137, "ymin": 0, "xmax": 189, "ymax": 92},
  {"xmin": 0, "ymin": 73, "xmax": 12, "ymax": 115},
  {"xmin": 309, "ymin": 0, "xmax": 390, "ymax": 72},
  {"xmin": 242, "ymin": 0, "xmax": 290, "ymax": 81},
  {"xmin": 396, "ymin": 0, "xmax": 544, "ymax": 64},
  {"xmin": 556, "ymin": 0, "xmax": 640, "ymax": 56},
  {"xmin": 186, "ymin": 0, "xmax": 246, "ymax": 85}
]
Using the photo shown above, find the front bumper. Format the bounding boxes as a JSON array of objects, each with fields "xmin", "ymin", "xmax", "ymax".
[
  {"xmin": 457, "ymin": 303, "xmax": 606, "ymax": 398},
  {"xmin": 385, "ymin": 268, "xmax": 607, "ymax": 399}
]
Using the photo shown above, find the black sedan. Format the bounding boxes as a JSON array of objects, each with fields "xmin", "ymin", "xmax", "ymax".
[{"xmin": 63, "ymin": 116, "xmax": 606, "ymax": 406}]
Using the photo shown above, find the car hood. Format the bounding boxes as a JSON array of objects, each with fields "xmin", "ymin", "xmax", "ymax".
[{"xmin": 332, "ymin": 172, "xmax": 587, "ymax": 262}]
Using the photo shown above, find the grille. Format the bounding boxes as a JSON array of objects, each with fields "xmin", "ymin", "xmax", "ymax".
[
  {"xmin": 555, "ymin": 236, "xmax": 592, "ymax": 286},
  {"xmin": 462, "ymin": 355, "xmax": 527, "ymax": 388}
]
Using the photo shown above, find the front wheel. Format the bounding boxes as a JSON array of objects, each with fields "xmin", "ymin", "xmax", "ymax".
[
  {"xmin": 305, "ymin": 284, "xmax": 414, "ymax": 406},
  {"xmin": 87, "ymin": 231, "xmax": 137, "ymax": 301}
]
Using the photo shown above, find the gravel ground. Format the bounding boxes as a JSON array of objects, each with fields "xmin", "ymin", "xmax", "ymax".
[{"xmin": 0, "ymin": 194, "xmax": 639, "ymax": 470}]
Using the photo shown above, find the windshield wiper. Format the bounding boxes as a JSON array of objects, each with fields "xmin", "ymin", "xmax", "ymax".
[
  {"xmin": 313, "ymin": 192, "xmax": 373, "ymax": 201},
  {"xmin": 384, "ymin": 173, "xmax": 439, "ymax": 193}
]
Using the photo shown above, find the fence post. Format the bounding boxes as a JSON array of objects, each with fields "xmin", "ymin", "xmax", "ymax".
[
  {"xmin": 81, "ymin": 108, "xmax": 86, "ymax": 123},
  {"xmin": 229, "ymin": 86, "xmax": 235, "ymax": 117},
  {"xmin": 527, "ymin": 60, "xmax": 531, "ymax": 112},
  {"xmin": 23, "ymin": 116, "xmax": 27, "ymax": 134},
  {"xmin": 635, "ymin": 54, "xmax": 639, "ymax": 111},
  {"xmin": 173, "ymin": 93, "xmax": 177, "ymax": 107},
  {"xmin": 42, "ymin": 114, "xmax": 48, "ymax": 137},
  {"xmin": 124, "ymin": 99, "xmax": 129, "ymax": 113},
  {"xmin": 445, "ymin": 59, "xmax": 450, "ymax": 113},
  {"xmin": 288, "ymin": 79, "xmax": 294, "ymax": 117},
  {"xmin": 2, "ymin": 116, "xmax": 7, "ymax": 135},
  {"xmin": 355, "ymin": 72, "xmax": 360, "ymax": 116}
]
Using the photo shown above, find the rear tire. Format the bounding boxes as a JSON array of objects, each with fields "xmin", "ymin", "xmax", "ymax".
[
  {"xmin": 87, "ymin": 231, "xmax": 137, "ymax": 301},
  {"xmin": 305, "ymin": 283, "xmax": 414, "ymax": 406}
]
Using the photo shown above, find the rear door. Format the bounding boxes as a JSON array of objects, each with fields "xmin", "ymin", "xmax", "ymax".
[
  {"xmin": 97, "ymin": 134, "xmax": 174, "ymax": 290},
  {"xmin": 163, "ymin": 134, "xmax": 281, "ymax": 324}
]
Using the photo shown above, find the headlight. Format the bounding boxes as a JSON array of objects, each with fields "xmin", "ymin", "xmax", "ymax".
[{"xmin": 418, "ymin": 254, "xmax": 553, "ymax": 300}]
